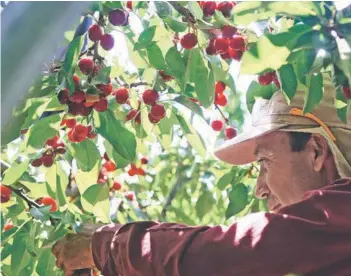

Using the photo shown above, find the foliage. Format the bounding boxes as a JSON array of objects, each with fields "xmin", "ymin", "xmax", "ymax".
[{"xmin": 1, "ymin": 1, "xmax": 350, "ymax": 275}]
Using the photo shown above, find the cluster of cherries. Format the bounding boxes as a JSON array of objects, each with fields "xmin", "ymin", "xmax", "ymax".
[
  {"xmin": 257, "ymin": 71, "xmax": 280, "ymax": 87},
  {"xmin": 127, "ymin": 157, "xmax": 148, "ymax": 177},
  {"xmin": 31, "ymin": 135, "xmax": 66, "ymax": 167},
  {"xmin": 62, "ymin": 119, "xmax": 97, "ymax": 143},
  {"xmin": 198, "ymin": 1, "xmax": 236, "ymax": 18}
]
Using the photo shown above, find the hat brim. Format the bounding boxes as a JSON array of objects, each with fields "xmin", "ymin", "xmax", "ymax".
[{"xmin": 214, "ymin": 123, "xmax": 287, "ymax": 165}]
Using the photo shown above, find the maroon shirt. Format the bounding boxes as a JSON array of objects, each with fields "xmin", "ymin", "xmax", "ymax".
[{"xmin": 92, "ymin": 178, "xmax": 351, "ymax": 276}]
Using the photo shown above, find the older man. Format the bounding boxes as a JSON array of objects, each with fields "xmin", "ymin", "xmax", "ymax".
[{"xmin": 52, "ymin": 79, "xmax": 351, "ymax": 276}]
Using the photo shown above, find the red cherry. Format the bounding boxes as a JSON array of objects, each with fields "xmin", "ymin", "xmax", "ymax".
[
  {"xmin": 67, "ymin": 129, "xmax": 75, "ymax": 142},
  {"xmin": 220, "ymin": 52, "xmax": 231, "ymax": 60},
  {"xmin": 109, "ymin": 9, "xmax": 129, "ymax": 26},
  {"xmin": 225, "ymin": 127, "xmax": 237, "ymax": 139},
  {"xmin": 217, "ymin": 1, "xmax": 234, "ymax": 17},
  {"xmin": 215, "ymin": 81, "xmax": 226, "ymax": 94},
  {"xmin": 78, "ymin": 58, "xmax": 94, "ymax": 75},
  {"xmin": 113, "ymin": 180, "xmax": 122, "ymax": 191},
  {"xmin": 214, "ymin": 37, "xmax": 229, "ymax": 54},
  {"xmin": 71, "ymin": 125, "xmax": 89, "ymax": 143},
  {"xmin": 126, "ymin": 1, "xmax": 133, "ymax": 10},
  {"xmin": 73, "ymin": 75, "xmax": 80, "ymax": 89},
  {"xmin": 272, "ymin": 72, "xmax": 280, "ymax": 88},
  {"xmin": 97, "ymin": 83, "xmax": 113, "ymax": 96},
  {"xmin": 100, "ymin": 34, "xmax": 114, "ymax": 51},
  {"xmin": 3, "ymin": 222, "xmax": 14, "ymax": 231},
  {"xmin": 128, "ymin": 168, "xmax": 137, "ymax": 176},
  {"xmin": 134, "ymin": 112, "xmax": 141, "ymax": 124},
  {"xmin": 41, "ymin": 153, "xmax": 54, "ymax": 167},
  {"xmin": 79, "ymin": 105, "xmax": 93, "ymax": 117},
  {"xmin": 137, "ymin": 168, "xmax": 145, "ymax": 176},
  {"xmin": 180, "ymin": 33, "xmax": 198, "ymax": 49},
  {"xmin": 1, "ymin": 185, "xmax": 12, "ymax": 203},
  {"xmin": 141, "ymin": 157, "xmax": 148, "ymax": 164},
  {"xmin": 115, "ymin": 88, "xmax": 129, "ymax": 104},
  {"xmin": 88, "ymin": 24, "xmax": 103, "ymax": 42},
  {"xmin": 55, "ymin": 148, "xmax": 66, "ymax": 154},
  {"xmin": 159, "ymin": 71, "xmax": 173, "ymax": 82},
  {"xmin": 93, "ymin": 97, "xmax": 108, "ymax": 112},
  {"xmin": 258, "ymin": 72, "xmax": 274, "ymax": 85},
  {"xmin": 228, "ymin": 47, "xmax": 243, "ymax": 61},
  {"xmin": 148, "ymin": 113, "xmax": 161, "ymax": 124},
  {"xmin": 104, "ymin": 160, "xmax": 116, "ymax": 172},
  {"xmin": 31, "ymin": 158, "xmax": 42, "ymax": 167},
  {"xmin": 215, "ymin": 93, "xmax": 228, "ymax": 106},
  {"xmin": 40, "ymin": 196, "xmax": 57, "ymax": 212},
  {"xmin": 58, "ymin": 88, "xmax": 69, "ymax": 104},
  {"xmin": 150, "ymin": 104, "xmax": 166, "ymax": 119},
  {"xmin": 202, "ymin": 1, "xmax": 217, "ymax": 17},
  {"xmin": 126, "ymin": 109, "xmax": 138, "ymax": 121},
  {"xmin": 87, "ymin": 132, "xmax": 97, "ymax": 139},
  {"xmin": 221, "ymin": 25, "xmax": 237, "ymax": 38},
  {"xmin": 97, "ymin": 178, "xmax": 107, "ymax": 184},
  {"xmin": 69, "ymin": 90, "xmax": 86, "ymax": 103},
  {"xmin": 342, "ymin": 85, "xmax": 351, "ymax": 99},
  {"xmin": 211, "ymin": 120, "xmax": 224, "ymax": 131},
  {"xmin": 142, "ymin": 89, "xmax": 159, "ymax": 105},
  {"xmin": 229, "ymin": 35, "xmax": 246, "ymax": 51},
  {"xmin": 61, "ymin": 118, "xmax": 76, "ymax": 128},
  {"xmin": 46, "ymin": 136, "xmax": 59, "ymax": 147},
  {"xmin": 125, "ymin": 191, "xmax": 135, "ymax": 201},
  {"xmin": 68, "ymin": 102, "xmax": 83, "ymax": 116}
]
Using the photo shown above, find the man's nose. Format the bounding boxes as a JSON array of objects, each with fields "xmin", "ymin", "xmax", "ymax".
[{"xmin": 255, "ymin": 174, "xmax": 270, "ymax": 199}]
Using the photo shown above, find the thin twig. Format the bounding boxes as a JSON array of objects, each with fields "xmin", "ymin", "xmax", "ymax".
[
  {"xmin": 9, "ymin": 186, "xmax": 41, "ymax": 208},
  {"xmin": 168, "ymin": 2, "xmax": 196, "ymax": 24},
  {"xmin": 130, "ymin": 81, "xmax": 150, "ymax": 88},
  {"xmin": 161, "ymin": 169, "xmax": 183, "ymax": 220},
  {"xmin": 215, "ymin": 104, "xmax": 229, "ymax": 123}
]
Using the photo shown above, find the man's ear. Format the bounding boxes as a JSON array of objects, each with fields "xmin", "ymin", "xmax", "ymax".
[{"xmin": 307, "ymin": 134, "xmax": 329, "ymax": 172}]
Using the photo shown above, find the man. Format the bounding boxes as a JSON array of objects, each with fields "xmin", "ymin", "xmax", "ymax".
[{"xmin": 52, "ymin": 78, "xmax": 351, "ymax": 276}]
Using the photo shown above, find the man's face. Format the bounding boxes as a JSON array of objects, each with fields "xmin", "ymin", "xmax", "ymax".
[{"xmin": 254, "ymin": 131, "xmax": 325, "ymax": 212}]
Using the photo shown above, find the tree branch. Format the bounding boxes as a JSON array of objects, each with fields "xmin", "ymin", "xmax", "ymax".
[
  {"xmin": 168, "ymin": 2, "xmax": 196, "ymax": 24},
  {"xmin": 9, "ymin": 186, "xmax": 41, "ymax": 209}
]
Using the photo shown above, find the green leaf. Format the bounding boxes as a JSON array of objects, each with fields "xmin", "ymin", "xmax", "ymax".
[
  {"xmin": 188, "ymin": 1, "xmax": 203, "ymax": 20},
  {"xmin": 173, "ymin": 95, "xmax": 205, "ymax": 120},
  {"xmin": 81, "ymin": 184, "xmax": 110, "ymax": 223},
  {"xmin": 154, "ymin": 1, "xmax": 172, "ymax": 19},
  {"xmin": 303, "ymin": 73, "xmax": 323, "ymax": 113},
  {"xmin": 2, "ymin": 160, "xmax": 30, "ymax": 185},
  {"xmin": 196, "ymin": 190, "xmax": 215, "ymax": 219},
  {"xmin": 36, "ymin": 248, "xmax": 57, "ymax": 276},
  {"xmin": 94, "ymin": 66, "xmax": 111, "ymax": 84},
  {"xmin": 11, "ymin": 233, "xmax": 31, "ymax": 276},
  {"xmin": 75, "ymin": 162, "xmax": 100, "ymax": 195},
  {"xmin": 104, "ymin": 141, "xmax": 130, "ymax": 169},
  {"xmin": 335, "ymin": 87, "xmax": 350, "ymax": 123},
  {"xmin": 246, "ymin": 81, "xmax": 277, "ymax": 112},
  {"xmin": 225, "ymin": 183, "xmax": 249, "ymax": 218},
  {"xmin": 165, "ymin": 47, "xmax": 186, "ymax": 80},
  {"xmin": 68, "ymin": 139, "xmax": 100, "ymax": 171},
  {"xmin": 95, "ymin": 110, "xmax": 136, "ymax": 161},
  {"xmin": 213, "ymin": 10, "xmax": 234, "ymax": 27},
  {"xmin": 217, "ymin": 171, "xmax": 235, "ymax": 191},
  {"xmin": 64, "ymin": 36, "xmax": 84, "ymax": 74},
  {"xmin": 277, "ymin": 64, "xmax": 297, "ymax": 104},
  {"xmin": 163, "ymin": 16, "xmax": 187, "ymax": 32},
  {"xmin": 25, "ymin": 113, "xmax": 62, "ymax": 151},
  {"xmin": 134, "ymin": 26, "xmax": 157, "ymax": 50},
  {"xmin": 147, "ymin": 43, "xmax": 167, "ymax": 70},
  {"xmin": 293, "ymin": 49, "xmax": 317, "ymax": 81},
  {"xmin": 45, "ymin": 162, "xmax": 68, "ymax": 207},
  {"xmin": 241, "ymin": 25, "xmax": 312, "ymax": 74}
]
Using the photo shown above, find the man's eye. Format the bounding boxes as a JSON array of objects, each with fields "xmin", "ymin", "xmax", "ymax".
[{"xmin": 257, "ymin": 158, "xmax": 264, "ymax": 164}]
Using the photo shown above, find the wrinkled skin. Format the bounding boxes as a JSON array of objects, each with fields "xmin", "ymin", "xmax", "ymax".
[{"xmin": 254, "ymin": 131, "xmax": 339, "ymax": 212}]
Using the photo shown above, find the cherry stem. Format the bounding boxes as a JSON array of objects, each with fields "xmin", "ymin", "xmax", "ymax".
[
  {"xmin": 215, "ymin": 104, "xmax": 229, "ymax": 124},
  {"xmin": 8, "ymin": 186, "xmax": 41, "ymax": 209},
  {"xmin": 168, "ymin": 2, "xmax": 196, "ymax": 24}
]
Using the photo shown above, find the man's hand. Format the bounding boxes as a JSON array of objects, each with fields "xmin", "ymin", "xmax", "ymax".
[{"xmin": 52, "ymin": 224, "xmax": 103, "ymax": 276}]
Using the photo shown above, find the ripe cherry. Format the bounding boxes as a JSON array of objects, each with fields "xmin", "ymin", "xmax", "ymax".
[
  {"xmin": 69, "ymin": 90, "xmax": 86, "ymax": 103},
  {"xmin": 100, "ymin": 34, "xmax": 114, "ymax": 51},
  {"xmin": 225, "ymin": 127, "xmax": 237, "ymax": 139},
  {"xmin": 228, "ymin": 47, "xmax": 243, "ymax": 61},
  {"xmin": 73, "ymin": 75, "xmax": 80, "ymax": 89},
  {"xmin": 88, "ymin": 24, "xmax": 103, "ymax": 42},
  {"xmin": 126, "ymin": 1, "xmax": 133, "ymax": 10},
  {"xmin": 109, "ymin": 9, "xmax": 129, "ymax": 26},
  {"xmin": 41, "ymin": 153, "xmax": 54, "ymax": 167},
  {"xmin": 1, "ymin": 185, "xmax": 12, "ymax": 203},
  {"xmin": 342, "ymin": 85, "xmax": 351, "ymax": 99},
  {"xmin": 272, "ymin": 72, "xmax": 280, "ymax": 88},
  {"xmin": 215, "ymin": 93, "xmax": 228, "ymax": 106},
  {"xmin": 93, "ymin": 97, "xmax": 108, "ymax": 112},
  {"xmin": 40, "ymin": 196, "xmax": 57, "ymax": 212},
  {"xmin": 215, "ymin": 81, "xmax": 226, "ymax": 94},
  {"xmin": 148, "ymin": 113, "xmax": 161, "ymax": 124},
  {"xmin": 229, "ymin": 35, "xmax": 246, "ymax": 51},
  {"xmin": 141, "ymin": 157, "xmax": 148, "ymax": 164},
  {"xmin": 61, "ymin": 118, "xmax": 76, "ymax": 129},
  {"xmin": 78, "ymin": 58, "xmax": 94, "ymax": 75},
  {"xmin": 97, "ymin": 83, "xmax": 113, "ymax": 96},
  {"xmin": 79, "ymin": 105, "xmax": 93, "ymax": 117},
  {"xmin": 150, "ymin": 103, "xmax": 166, "ymax": 119},
  {"xmin": 159, "ymin": 71, "xmax": 173, "ymax": 82},
  {"xmin": 126, "ymin": 109, "xmax": 138, "ymax": 121},
  {"xmin": 214, "ymin": 37, "xmax": 229, "ymax": 54},
  {"xmin": 58, "ymin": 88, "xmax": 69, "ymax": 104},
  {"xmin": 46, "ymin": 135, "xmax": 59, "ymax": 147},
  {"xmin": 72, "ymin": 125, "xmax": 89, "ymax": 143},
  {"xmin": 125, "ymin": 191, "xmax": 135, "ymax": 201},
  {"xmin": 113, "ymin": 180, "xmax": 122, "ymax": 191},
  {"xmin": 115, "ymin": 88, "xmax": 129, "ymax": 104},
  {"xmin": 180, "ymin": 33, "xmax": 198, "ymax": 49},
  {"xmin": 68, "ymin": 102, "xmax": 84, "ymax": 116},
  {"xmin": 128, "ymin": 168, "xmax": 137, "ymax": 176},
  {"xmin": 137, "ymin": 168, "xmax": 146, "ymax": 176},
  {"xmin": 104, "ymin": 160, "xmax": 116, "ymax": 172},
  {"xmin": 202, "ymin": 1, "xmax": 217, "ymax": 17},
  {"xmin": 258, "ymin": 72, "xmax": 274, "ymax": 85},
  {"xmin": 211, "ymin": 120, "xmax": 224, "ymax": 131},
  {"xmin": 217, "ymin": 1, "xmax": 234, "ymax": 17},
  {"xmin": 221, "ymin": 25, "xmax": 237, "ymax": 38},
  {"xmin": 3, "ymin": 222, "xmax": 14, "ymax": 231},
  {"xmin": 142, "ymin": 89, "xmax": 159, "ymax": 105},
  {"xmin": 31, "ymin": 158, "xmax": 42, "ymax": 167}
]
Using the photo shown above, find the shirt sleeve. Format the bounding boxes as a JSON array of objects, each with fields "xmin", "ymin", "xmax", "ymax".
[{"xmin": 92, "ymin": 181, "xmax": 351, "ymax": 276}]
